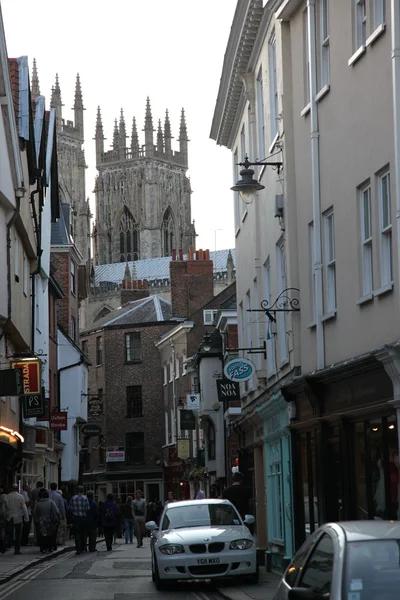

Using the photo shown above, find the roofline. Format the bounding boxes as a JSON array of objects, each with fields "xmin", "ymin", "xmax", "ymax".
[
  {"xmin": 58, "ymin": 326, "xmax": 91, "ymax": 365},
  {"xmin": 215, "ymin": 309, "xmax": 237, "ymax": 330},
  {"xmin": 276, "ymin": 0, "xmax": 304, "ymax": 21},
  {"xmin": 80, "ymin": 319, "xmax": 178, "ymax": 337},
  {"xmin": 155, "ymin": 321, "xmax": 195, "ymax": 348}
]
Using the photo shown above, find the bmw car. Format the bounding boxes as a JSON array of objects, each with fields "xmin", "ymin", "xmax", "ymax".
[
  {"xmin": 274, "ymin": 520, "xmax": 400, "ymax": 600},
  {"xmin": 146, "ymin": 498, "xmax": 258, "ymax": 589}
]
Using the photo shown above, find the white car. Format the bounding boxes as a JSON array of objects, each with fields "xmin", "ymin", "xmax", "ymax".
[{"xmin": 146, "ymin": 498, "xmax": 258, "ymax": 590}]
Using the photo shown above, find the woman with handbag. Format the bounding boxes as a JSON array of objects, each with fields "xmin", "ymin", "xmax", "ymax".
[{"xmin": 33, "ymin": 489, "xmax": 60, "ymax": 553}]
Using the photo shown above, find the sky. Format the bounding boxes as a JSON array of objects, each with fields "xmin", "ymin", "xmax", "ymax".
[{"xmin": 1, "ymin": 0, "xmax": 236, "ymax": 254}]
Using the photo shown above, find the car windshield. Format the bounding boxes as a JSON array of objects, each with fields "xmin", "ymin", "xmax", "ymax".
[
  {"xmin": 345, "ymin": 539, "xmax": 400, "ymax": 600},
  {"xmin": 161, "ymin": 503, "xmax": 242, "ymax": 530}
]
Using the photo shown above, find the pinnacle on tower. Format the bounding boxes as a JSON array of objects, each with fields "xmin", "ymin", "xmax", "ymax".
[
  {"xmin": 73, "ymin": 73, "xmax": 84, "ymax": 109},
  {"xmin": 131, "ymin": 116, "xmax": 139, "ymax": 156},
  {"xmin": 164, "ymin": 109, "xmax": 172, "ymax": 156},
  {"xmin": 143, "ymin": 97, "xmax": 154, "ymax": 156},
  {"xmin": 113, "ymin": 118, "xmax": 119, "ymax": 151},
  {"xmin": 94, "ymin": 106, "xmax": 104, "ymax": 139},
  {"xmin": 178, "ymin": 107, "xmax": 189, "ymax": 142},
  {"xmin": 157, "ymin": 119, "xmax": 164, "ymax": 152},
  {"xmin": 143, "ymin": 96, "xmax": 154, "ymax": 132},
  {"xmin": 31, "ymin": 58, "xmax": 40, "ymax": 99},
  {"xmin": 50, "ymin": 74, "xmax": 63, "ymax": 132},
  {"xmin": 124, "ymin": 262, "xmax": 131, "ymax": 284}
]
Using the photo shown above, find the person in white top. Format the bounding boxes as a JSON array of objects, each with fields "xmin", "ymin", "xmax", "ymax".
[
  {"xmin": 194, "ymin": 482, "xmax": 206, "ymax": 500},
  {"xmin": 5, "ymin": 484, "xmax": 29, "ymax": 554}
]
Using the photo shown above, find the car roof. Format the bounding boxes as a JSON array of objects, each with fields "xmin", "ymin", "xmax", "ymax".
[
  {"xmin": 334, "ymin": 520, "xmax": 400, "ymax": 542},
  {"xmin": 165, "ymin": 499, "xmax": 232, "ymax": 509}
]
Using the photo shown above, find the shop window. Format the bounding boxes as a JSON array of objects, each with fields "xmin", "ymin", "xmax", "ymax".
[{"xmin": 268, "ymin": 441, "xmax": 283, "ymax": 541}]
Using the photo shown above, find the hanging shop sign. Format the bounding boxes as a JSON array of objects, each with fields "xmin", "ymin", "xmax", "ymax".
[
  {"xmin": 223, "ymin": 358, "xmax": 256, "ymax": 383},
  {"xmin": 180, "ymin": 409, "xmax": 196, "ymax": 431},
  {"xmin": 11, "ymin": 360, "xmax": 41, "ymax": 395},
  {"xmin": 186, "ymin": 393, "xmax": 200, "ymax": 410},
  {"xmin": 49, "ymin": 412, "xmax": 68, "ymax": 431},
  {"xmin": 88, "ymin": 396, "xmax": 103, "ymax": 418},
  {"xmin": 177, "ymin": 438, "xmax": 190, "ymax": 460},
  {"xmin": 216, "ymin": 379, "xmax": 240, "ymax": 401},
  {"xmin": 106, "ymin": 446, "xmax": 125, "ymax": 462},
  {"xmin": 81, "ymin": 423, "xmax": 102, "ymax": 437},
  {"xmin": 0, "ymin": 368, "xmax": 24, "ymax": 396},
  {"xmin": 23, "ymin": 393, "xmax": 46, "ymax": 418}
]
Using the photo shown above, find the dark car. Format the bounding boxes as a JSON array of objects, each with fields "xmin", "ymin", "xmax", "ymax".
[{"xmin": 274, "ymin": 520, "xmax": 400, "ymax": 600}]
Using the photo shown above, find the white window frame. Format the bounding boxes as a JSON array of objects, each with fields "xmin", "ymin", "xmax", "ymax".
[
  {"xmin": 360, "ymin": 184, "xmax": 373, "ymax": 296},
  {"xmin": 309, "ymin": 222, "xmax": 316, "ymax": 322},
  {"xmin": 304, "ymin": 9, "xmax": 310, "ymax": 105},
  {"xmin": 203, "ymin": 309, "xmax": 217, "ymax": 325},
  {"xmin": 14, "ymin": 230, "xmax": 19, "ymax": 277},
  {"xmin": 175, "ymin": 358, "xmax": 180, "ymax": 379},
  {"xmin": 373, "ymin": 0, "xmax": 385, "ymax": 28},
  {"xmin": 276, "ymin": 242, "xmax": 288, "ymax": 365},
  {"xmin": 320, "ymin": 0, "xmax": 330, "ymax": 87},
  {"xmin": 256, "ymin": 67, "xmax": 266, "ymax": 160},
  {"xmin": 378, "ymin": 171, "xmax": 392, "ymax": 287},
  {"xmin": 169, "ymin": 362, "xmax": 173, "ymax": 383},
  {"xmin": 163, "ymin": 365, "xmax": 168, "ymax": 386},
  {"xmin": 355, "ymin": 0, "xmax": 367, "ymax": 49},
  {"xmin": 267, "ymin": 441, "xmax": 283, "ymax": 542},
  {"xmin": 23, "ymin": 252, "xmax": 29, "ymax": 296},
  {"xmin": 323, "ymin": 210, "xmax": 336, "ymax": 313},
  {"xmin": 264, "ymin": 260, "xmax": 276, "ymax": 376},
  {"xmin": 233, "ymin": 149, "xmax": 240, "ymax": 233},
  {"xmin": 247, "ymin": 104, "xmax": 253, "ymax": 159},
  {"xmin": 268, "ymin": 31, "xmax": 279, "ymax": 142},
  {"xmin": 165, "ymin": 411, "xmax": 169, "ymax": 445},
  {"xmin": 70, "ymin": 259, "xmax": 76, "ymax": 295}
]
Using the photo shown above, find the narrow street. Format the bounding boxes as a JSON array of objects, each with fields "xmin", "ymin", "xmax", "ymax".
[{"xmin": 0, "ymin": 539, "xmax": 226, "ymax": 600}]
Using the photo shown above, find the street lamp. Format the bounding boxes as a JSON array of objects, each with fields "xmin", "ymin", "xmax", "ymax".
[
  {"xmin": 231, "ymin": 156, "xmax": 283, "ymax": 205},
  {"xmin": 202, "ymin": 332, "xmax": 212, "ymax": 353}
]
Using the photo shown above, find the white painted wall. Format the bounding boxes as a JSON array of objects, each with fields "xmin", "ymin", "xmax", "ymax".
[{"xmin": 199, "ymin": 355, "xmax": 225, "ymax": 478}]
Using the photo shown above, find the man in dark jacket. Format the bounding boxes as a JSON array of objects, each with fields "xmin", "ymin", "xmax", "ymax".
[
  {"xmin": 100, "ymin": 494, "xmax": 120, "ymax": 551},
  {"xmin": 222, "ymin": 472, "xmax": 253, "ymax": 519},
  {"xmin": 86, "ymin": 491, "xmax": 98, "ymax": 552}
]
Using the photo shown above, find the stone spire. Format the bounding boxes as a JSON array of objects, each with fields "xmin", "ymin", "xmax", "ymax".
[
  {"xmin": 143, "ymin": 96, "xmax": 154, "ymax": 156},
  {"xmin": 73, "ymin": 73, "xmax": 84, "ymax": 139},
  {"xmin": 164, "ymin": 109, "xmax": 172, "ymax": 157},
  {"xmin": 94, "ymin": 106, "xmax": 105, "ymax": 165},
  {"xmin": 157, "ymin": 119, "xmax": 164, "ymax": 153},
  {"xmin": 119, "ymin": 108, "xmax": 127, "ymax": 160},
  {"xmin": 50, "ymin": 74, "xmax": 63, "ymax": 132},
  {"xmin": 31, "ymin": 58, "xmax": 40, "ymax": 99},
  {"xmin": 112, "ymin": 118, "xmax": 119, "ymax": 153},
  {"xmin": 227, "ymin": 249, "xmax": 234, "ymax": 284},
  {"xmin": 124, "ymin": 262, "xmax": 131, "ymax": 285},
  {"xmin": 178, "ymin": 108, "xmax": 189, "ymax": 166},
  {"xmin": 131, "ymin": 116, "xmax": 139, "ymax": 157}
]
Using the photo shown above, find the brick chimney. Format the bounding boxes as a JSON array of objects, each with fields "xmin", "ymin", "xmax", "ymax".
[
  {"xmin": 121, "ymin": 279, "xmax": 150, "ymax": 306},
  {"xmin": 170, "ymin": 247, "xmax": 214, "ymax": 318}
]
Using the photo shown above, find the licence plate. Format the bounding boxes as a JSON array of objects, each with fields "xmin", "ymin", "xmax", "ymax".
[{"xmin": 197, "ymin": 558, "xmax": 220, "ymax": 565}]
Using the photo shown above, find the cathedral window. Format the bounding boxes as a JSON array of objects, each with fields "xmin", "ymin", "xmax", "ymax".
[
  {"xmin": 119, "ymin": 207, "xmax": 139, "ymax": 262},
  {"xmin": 162, "ymin": 207, "xmax": 175, "ymax": 257}
]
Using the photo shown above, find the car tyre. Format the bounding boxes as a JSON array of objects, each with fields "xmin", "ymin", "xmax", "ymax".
[
  {"xmin": 153, "ymin": 555, "xmax": 168, "ymax": 591},
  {"xmin": 247, "ymin": 564, "xmax": 259, "ymax": 584}
]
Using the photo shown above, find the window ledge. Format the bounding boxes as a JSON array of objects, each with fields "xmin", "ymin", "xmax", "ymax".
[
  {"xmin": 366, "ymin": 23, "xmax": 385, "ymax": 47},
  {"xmin": 125, "ymin": 360, "xmax": 142, "ymax": 365},
  {"xmin": 269, "ymin": 132, "xmax": 280, "ymax": 154},
  {"xmin": 321, "ymin": 310, "xmax": 337, "ymax": 322},
  {"xmin": 96, "ymin": 364, "xmax": 103, "ymax": 368},
  {"xmin": 316, "ymin": 84, "xmax": 330, "ymax": 103},
  {"xmin": 357, "ymin": 292, "xmax": 374, "ymax": 306},
  {"xmin": 235, "ymin": 227, "xmax": 241, "ymax": 238},
  {"xmin": 241, "ymin": 209, "xmax": 248, "ymax": 223},
  {"xmin": 300, "ymin": 103, "xmax": 311, "ymax": 117},
  {"xmin": 279, "ymin": 358, "xmax": 289, "ymax": 369},
  {"xmin": 267, "ymin": 369, "xmax": 277, "ymax": 379},
  {"xmin": 348, "ymin": 45, "xmax": 366, "ymax": 67},
  {"xmin": 375, "ymin": 282, "xmax": 393, "ymax": 297},
  {"xmin": 307, "ymin": 320, "xmax": 316, "ymax": 330}
]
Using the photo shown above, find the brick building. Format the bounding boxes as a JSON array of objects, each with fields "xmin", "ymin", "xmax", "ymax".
[{"xmin": 80, "ymin": 278, "xmax": 175, "ymax": 503}]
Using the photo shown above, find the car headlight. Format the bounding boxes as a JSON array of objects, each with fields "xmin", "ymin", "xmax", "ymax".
[
  {"xmin": 230, "ymin": 539, "xmax": 253, "ymax": 550},
  {"xmin": 159, "ymin": 544, "xmax": 185, "ymax": 555}
]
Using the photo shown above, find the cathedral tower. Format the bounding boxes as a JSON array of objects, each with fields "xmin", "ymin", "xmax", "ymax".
[{"xmin": 93, "ymin": 98, "xmax": 195, "ymax": 265}]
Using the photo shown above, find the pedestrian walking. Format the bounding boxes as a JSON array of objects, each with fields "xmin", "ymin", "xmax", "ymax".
[
  {"xmin": 132, "ymin": 490, "xmax": 146, "ymax": 548},
  {"xmin": 86, "ymin": 491, "xmax": 98, "ymax": 552},
  {"xmin": 120, "ymin": 496, "xmax": 136, "ymax": 544},
  {"xmin": 193, "ymin": 481, "xmax": 206, "ymax": 499},
  {"xmin": 30, "ymin": 481, "xmax": 44, "ymax": 545},
  {"xmin": 68, "ymin": 486, "xmax": 90, "ymax": 555},
  {"xmin": 100, "ymin": 494, "xmax": 120, "ymax": 551},
  {"xmin": 0, "ymin": 485, "xmax": 7, "ymax": 553},
  {"xmin": 49, "ymin": 483, "xmax": 66, "ymax": 546},
  {"xmin": 164, "ymin": 491, "xmax": 177, "ymax": 506},
  {"xmin": 4, "ymin": 484, "xmax": 29, "ymax": 555},
  {"xmin": 33, "ymin": 490, "xmax": 60, "ymax": 553},
  {"xmin": 222, "ymin": 472, "xmax": 253, "ymax": 520},
  {"xmin": 21, "ymin": 485, "xmax": 32, "ymax": 546}
]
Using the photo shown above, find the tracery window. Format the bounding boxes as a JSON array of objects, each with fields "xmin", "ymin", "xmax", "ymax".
[
  {"xmin": 119, "ymin": 207, "xmax": 139, "ymax": 262},
  {"xmin": 162, "ymin": 207, "xmax": 175, "ymax": 257}
]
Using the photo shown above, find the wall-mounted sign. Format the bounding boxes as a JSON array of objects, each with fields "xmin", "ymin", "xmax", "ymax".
[
  {"xmin": 177, "ymin": 438, "xmax": 190, "ymax": 460},
  {"xmin": 23, "ymin": 393, "xmax": 45, "ymax": 418},
  {"xmin": 216, "ymin": 379, "xmax": 240, "ymax": 401},
  {"xmin": 49, "ymin": 412, "xmax": 68, "ymax": 431},
  {"xmin": 106, "ymin": 446, "xmax": 125, "ymax": 462},
  {"xmin": 81, "ymin": 423, "xmax": 102, "ymax": 437},
  {"xmin": 223, "ymin": 358, "xmax": 256, "ymax": 383},
  {"xmin": 180, "ymin": 409, "xmax": 196, "ymax": 431},
  {"xmin": 0, "ymin": 368, "xmax": 23, "ymax": 396},
  {"xmin": 186, "ymin": 393, "xmax": 200, "ymax": 410},
  {"xmin": 88, "ymin": 396, "xmax": 103, "ymax": 417},
  {"xmin": 12, "ymin": 360, "xmax": 41, "ymax": 395}
]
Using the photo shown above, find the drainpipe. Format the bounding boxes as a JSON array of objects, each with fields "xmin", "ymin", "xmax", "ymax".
[
  {"xmin": 392, "ymin": 1, "xmax": 400, "ymax": 308},
  {"xmin": 307, "ymin": 0, "xmax": 325, "ymax": 370}
]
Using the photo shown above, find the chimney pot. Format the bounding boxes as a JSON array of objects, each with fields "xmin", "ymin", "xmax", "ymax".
[
  {"xmin": 138, "ymin": 280, "xmax": 143, "ymax": 289},
  {"xmin": 188, "ymin": 246, "xmax": 194, "ymax": 261},
  {"xmin": 178, "ymin": 248, "xmax": 183, "ymax": 260},
  {"xmin": 122, "ymin": 280, "xmax": 126, "ymax": 289},
  {"xmin": 171, "ymin": 249, "xmax": 177, "ymax": 260},
  {"xmin": 198, "ymin": 249, "xmax": 204, "ymax": 261},
  {"xmin": 132, "ymin": 280, "xmax": 138, "ymax": 289},
  {"xmin": 205, "ymin": 249, "xmax": 210, "ymax": 260},
  {"xmin": 143, "ymin": 279, "xmax": 148, "ymax": 289}
]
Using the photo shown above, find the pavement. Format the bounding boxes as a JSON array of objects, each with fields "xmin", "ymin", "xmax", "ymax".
[{"xmin": 0, "ymin": 534, "xmax": 281, "ymax": 600}]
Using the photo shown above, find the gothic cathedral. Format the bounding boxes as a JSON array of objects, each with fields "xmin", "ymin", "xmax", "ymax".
[{"xmin": 92, "ymin": 98, "xmax": 195, "ymax": 264}]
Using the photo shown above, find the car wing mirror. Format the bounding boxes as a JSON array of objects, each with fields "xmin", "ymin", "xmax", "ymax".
[
  {"xmin": 145, "ymin": 520, "xmax": 158, "ymax": 531},
  {"xmin": 288, "ymin": 589, "xmax": 329, "ymax": 600},
  {"xmin": 243, "ymin": 514, "xmax": 255, "ymax": 525}
]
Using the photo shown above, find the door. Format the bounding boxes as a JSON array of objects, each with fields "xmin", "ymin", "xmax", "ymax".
[{"xmin": 147, "ymin": 483, "xmax": 160, "ymax": 503}]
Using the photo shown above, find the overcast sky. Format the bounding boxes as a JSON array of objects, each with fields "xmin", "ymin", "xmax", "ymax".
[{"xmin": 1, "ymin": 0, "xmax": 236, "ymax": 254}]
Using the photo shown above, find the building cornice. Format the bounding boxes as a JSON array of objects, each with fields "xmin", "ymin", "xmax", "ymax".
[{"xmin": 276, "ymin": 0, "xmax": 304, "ymax": 21}]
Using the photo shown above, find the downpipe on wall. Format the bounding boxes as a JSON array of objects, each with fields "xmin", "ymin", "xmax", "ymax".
[{"xmin": 307, "ymin": 0, "xmax": 325, "ymax": 370}]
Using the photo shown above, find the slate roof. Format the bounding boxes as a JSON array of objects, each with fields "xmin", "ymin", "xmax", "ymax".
[
  {"xmin": 94, "ymin": 248, "xmax": 236, "ymax": 285},
  {"xmin": 81, "ymin": 295, "xmax": 172, "ymax": 334},
  {"xmin": 51, "ymin": 202, "xmax": 71, "ymax": 246}
]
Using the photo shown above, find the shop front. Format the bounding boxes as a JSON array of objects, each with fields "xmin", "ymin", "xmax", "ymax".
[
  {"xmin": 258, "ymin": 391, "xmax": 294, "ymax": 572},
  {"xmin": 0, "ymin": 425, "xmax": 24, "ymax": 485},
  {"xmin": 282, "ymin": 355, "xmax": 397, "ymax": 551}
]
